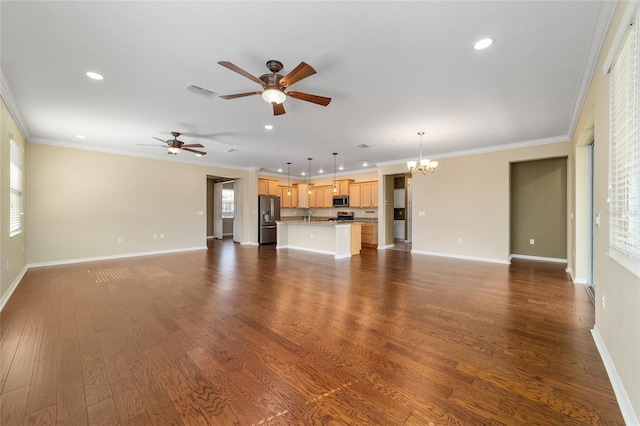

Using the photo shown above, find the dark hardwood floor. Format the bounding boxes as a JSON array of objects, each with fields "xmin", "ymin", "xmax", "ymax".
[{"xmin": 0, "ymin": 239, "xmax": 624, "ymax": 425}]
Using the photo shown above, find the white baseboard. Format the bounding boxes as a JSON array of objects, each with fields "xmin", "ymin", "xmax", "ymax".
[
  {"xmin": 591, "ymin": 326, "xmax": 640, "ymax": 426},
  {"xmin": 27, "ymin": 246, "xmax": 208, "ymax": 269},
  {"xmin": 509, "ymin": 254, "xmax": 567, "ymax": 263},
  {"xmin": 411, "ymin": 250, "xmax": 510, "ymax": 265},
  {"xmin": 0, "ymin": 265, "xmax": 29, "ymax": 311},
  {"xmin": 378, "ymin": 244, "xmax": 394, "ymax": 250}
]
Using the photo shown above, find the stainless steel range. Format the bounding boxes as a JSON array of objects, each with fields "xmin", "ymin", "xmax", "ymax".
[{"xmin": 328, "ymin": 211, "xmax": 354, "ymax": 223}]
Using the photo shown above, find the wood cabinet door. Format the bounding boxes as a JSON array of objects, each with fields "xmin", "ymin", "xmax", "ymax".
[
  {"xmin": 323, "ymin": 186, "xmax": 333, "ymax": 208},
  {"xmin": 371, "ymin": 182, "xmax": 379, "ymax": 207},
  {"xmin": 349, "ymin": 183, "xmax": 361, "ymax": 208},
  {"xmin": 338, "ymin": 180, "xmax": 350, "ymax": 196},
  {"xmin": 258, "ymin": 179, "xmax": 268, "ymax": 196},
  {"xmin": 280, "ymin": 186, "xmax": 291, "ymax": 208},
  {"xmin": 291, "ymin": 186, "xmax": 298, "ymax": 208},
  {"xmin": 268, "ymin": 180, "xmax": 279, "ymax": 196},
  {"xmin": 361, "ymin": 182, "xmax": 372, "ymax": 207},
  {"xmin": 297, "ymin": 184, "xmax": 309, "ymax": 208}
]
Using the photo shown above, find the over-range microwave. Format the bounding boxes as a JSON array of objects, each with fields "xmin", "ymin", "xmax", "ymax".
[{"xmin": 333, "ymin": 196, "xmax": 349, "ymax": 207}]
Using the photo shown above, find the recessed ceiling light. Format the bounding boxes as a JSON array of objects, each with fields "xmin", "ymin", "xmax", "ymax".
[
  {"xmin": 339, "ymin": 165, "xmax": 344, "ymax": 171},
  {"xmin": 75, "ymin": 134, "xmax": 86, "ymax": 139},
  {"xmin": 301, "ymin": 172, "xmax": 306, "ymax": 176},
  {"xmin": 319, "ymin": 169, "xmax": 324, "ymax": 174},
  {"xmin": 277, "ymin": 168, "xmax": 283, "ymax": 173},
  {"xmin": 86, "ymin": 71, "xmax": 104, "ymax": 80},
  {"xmin": 474, "ymin": 38, "xmax": 493, "ymax": 50},
  {"xmin": 265, "ymin": 124, "xmax": 273, "ymax": 130},
  {"xmin": 362, "ymin": 161, "xmax": 369, "ymax": 167}
]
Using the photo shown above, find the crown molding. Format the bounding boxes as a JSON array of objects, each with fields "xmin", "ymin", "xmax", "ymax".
[{"xmin": 0, "ymin": 70, "xmax": 30, "ymax": 139}]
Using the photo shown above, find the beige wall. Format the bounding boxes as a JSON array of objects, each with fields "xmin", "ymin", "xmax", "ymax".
[
  {"xmin": 1, "ymin": 97, "xmax": 28, "ymax": 308},
  {"xmin": 570, "ymin": 2, "xmax": 640, "ymax": 421},
  {"xmin": 380, "ymin": 142, "xmax": 570, "ymax": 263},
  {"xmin": 510, "ymin": 157, "xmax": 567, "ymax": 258},
  {"xmin": 25, "ymin": 143, "xmax": 255, "ymax": 264}
]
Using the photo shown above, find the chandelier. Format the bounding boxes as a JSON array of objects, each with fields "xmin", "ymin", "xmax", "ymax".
[{"xmin": 407, "ymin": 131, "xmax": 438, "ymax": 174}]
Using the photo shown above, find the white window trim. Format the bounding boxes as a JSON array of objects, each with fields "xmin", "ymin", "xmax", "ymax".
[
  {"xmin": 9, "ymin": 138, "xmax": 24, "ymax": 237},
  {"xmin": 608, "ymin": 9, "xmax": 640, "ymax": 272}
]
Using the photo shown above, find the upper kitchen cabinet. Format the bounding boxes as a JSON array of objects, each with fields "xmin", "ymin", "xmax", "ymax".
[
  {"xmin": 295, "ymin": 184, "xmax": 310, "ymax": 208},
  {"xmin": 335, "ymin": 179, "xmax": 354, "ymax": 196},
  {"xmin": 280, "ymin": 185, "xmax": 297, "ymax": 208},
  {"xmin": 258, "ymin": 179, "xmax": 279, "ymax": 196},
  {"xmin": 350, "ymin": 181, "xmax": 378, "ymax": 208}
]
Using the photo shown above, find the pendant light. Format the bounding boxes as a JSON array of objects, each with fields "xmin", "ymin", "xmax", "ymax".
[
  {"xmin": 307, "ymin": 158, "xmax": 313, "ymax": 194},
  {"xmin": 286, "ymin": 162, "xmax": 292, "ymax": 196},
  {"xmin": 332, "ymin": 152, "xmax": 338, "ymax": 192},
  {"xmin": 407, "ymin": 131, "xmax": 438, "ymax": 174}
]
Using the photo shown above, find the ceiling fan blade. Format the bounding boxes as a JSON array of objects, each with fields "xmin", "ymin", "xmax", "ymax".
[
  {"xmin": 181, "ymin": 143, "xmax": 205, "ymax": 148},
  {"xmin": 219, "ymin": 91, "xmax": 262, "ymax": 100},
  {"xmin": 279, "ymin": 62, "xmax": 317, "ymax": 88},
  {"xmin": 137, "ymin": 144, "xmax": 167, "ymax": 147},
  {"xmin": 152, "ymin": 137, "xmax": 169, "ymax": 143},
  {"xmin": 287, "ymin": 91, "xmax": 331, "ymax": 106},
  {"xmin": 218, "ymin": 61, "xmax": 266, "ymax": 87},
  {"xmin": 273, "ymin": 102, "xmax": 286, "ymax": 116},
  {"xmin": 183, "ymin": 147, "xmax": 207, "ymax": 155}
]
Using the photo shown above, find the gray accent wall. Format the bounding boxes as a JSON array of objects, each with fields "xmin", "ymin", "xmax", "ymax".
[{"xmin": 510, "ymin": 157, "xmax": 567, "ymax": 259}]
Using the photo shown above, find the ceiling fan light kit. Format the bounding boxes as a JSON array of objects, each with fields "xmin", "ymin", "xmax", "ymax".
[
  {"xmin": 262, "ymin": 88, "xmax": 286, "ymax": 104},
  {"xmin": 218, "ymin": 59, "xmax": 331, "ymax": 116},
  {"xmin": 139, "ymin": 131, "xmax": 207, "ymax": 156}
]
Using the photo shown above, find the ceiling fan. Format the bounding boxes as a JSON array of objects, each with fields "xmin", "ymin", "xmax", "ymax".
[
  {"xmin": 217, "ymin": 60, "xmax": 331, "ymax": 116},
  {"xmin": 139, "ymin": 132, "xmax": 206, "ymax": 156}
]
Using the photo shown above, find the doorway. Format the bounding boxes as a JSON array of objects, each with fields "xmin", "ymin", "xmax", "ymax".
[{"xmin": 206, "ymin": 176, "xmax": 236, "ymax": 240}]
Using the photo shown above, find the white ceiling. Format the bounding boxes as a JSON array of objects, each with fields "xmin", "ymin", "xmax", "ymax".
[{"xmin": 0, "ymin": 1, "xmax": 612, "ymax": 177}]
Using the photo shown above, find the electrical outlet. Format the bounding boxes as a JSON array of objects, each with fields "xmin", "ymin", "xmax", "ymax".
[
  {"xmin": 117, "ymin": 237, "xmax": 123, "ymax": 243},
  {"xmin": 153, "ymin": 234, "xmax": 157, "ymax": 240},
  {"xmin": 529, "ymin": 239, "xmax": 535, "ymax": 245},
  {"xmin": 160, "ymin": 233, "xmax": 164, "ymax": 239},
  {"xmin": 457, "ymin": 238, "xmax": 462, "ymax": 244}
]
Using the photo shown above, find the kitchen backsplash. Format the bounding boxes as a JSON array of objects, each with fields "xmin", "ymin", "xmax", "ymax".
[{"xmin": 281, "ymin": 208, "xmax": 378, "ymax": 219}]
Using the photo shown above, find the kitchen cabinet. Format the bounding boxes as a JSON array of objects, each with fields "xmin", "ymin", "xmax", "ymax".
[
  {"xmin": 323, "ymin": 186, "xmax": 334, "ymax": 208},
  {"xmin": 258, "ymin": 179, "xmax": 279, "ymax": 196},
  {"xmin": 349, "ymin": 181, "xmax": 379, "ymax": 208},
  {"xmin": 335, "ymin": 179, "xmax": 353, "ymax": 196},
  {"xmin": 279, "ymin": 185, "xmax": 295, "ymax": 208},
  {"xmin": 349, "ymin": 183, "xmax": 362, "ymax": 208},
  {"xmin": 361, "ymin": 182, "xmax": 372, "ymax": 207},
  {"xmin": 296, "ymin": 184, "xmax": 310, "ymax": 208},
  {"xmin": 371, "ymin": 181, "xmax": 379, "ymax": 207},
  {"xmin": 360, "ymin": 222, "xmax": 378, "ymax": 246}
]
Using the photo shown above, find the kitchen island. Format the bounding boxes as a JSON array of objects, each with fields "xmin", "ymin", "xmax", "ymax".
[{"xmin": 276, "ymin": 221, "xmax": 361, "ymax": 258}]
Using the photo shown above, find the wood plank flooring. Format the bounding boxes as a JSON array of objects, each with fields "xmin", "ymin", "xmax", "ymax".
[{"xmin": 0, "ymin": 239, "xmax": 624, "ymax": 425}]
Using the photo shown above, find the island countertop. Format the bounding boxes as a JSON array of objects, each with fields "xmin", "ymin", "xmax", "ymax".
[{"xmin": 276, "ymin": 221, "xmax": 361, "ymax": 258}]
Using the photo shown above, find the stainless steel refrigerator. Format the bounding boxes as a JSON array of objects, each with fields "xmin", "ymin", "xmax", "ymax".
[{"xmin": 258, "ymin": 195, "xmax": 280, "ymax": 244}]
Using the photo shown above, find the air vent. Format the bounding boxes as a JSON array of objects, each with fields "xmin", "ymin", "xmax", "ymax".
[
  {"xmin": 357, "ymin": 143, "xmax": 371, "ymax": 149},
  {"xmin": 225, "ymin": 148, "xmax": 237, "ymax": 153},
  {"xmin": 185, "ymin": 83, "xmax": 216, "ymax": 97}
]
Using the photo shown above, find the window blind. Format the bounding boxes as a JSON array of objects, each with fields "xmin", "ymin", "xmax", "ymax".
[
  {"xmin": 9, "ymin": 139, "xmax": 23, "ymax": 235},
  {"xmin": 609, "ymin": 12, "xmax": 640, "ymax": 262}
]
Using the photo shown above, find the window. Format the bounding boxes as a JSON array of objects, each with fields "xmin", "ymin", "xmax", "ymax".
[
  {"xmin": 222, "ymin": 188, "xmax": 234, "ymax": 218},
  {"xmin": 609, "ymin": 12, "xmax": 640, "ymax": 262},
  {"xmin": 10, "ymin": 138, "xmax": 24, "ymax": 235}
]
